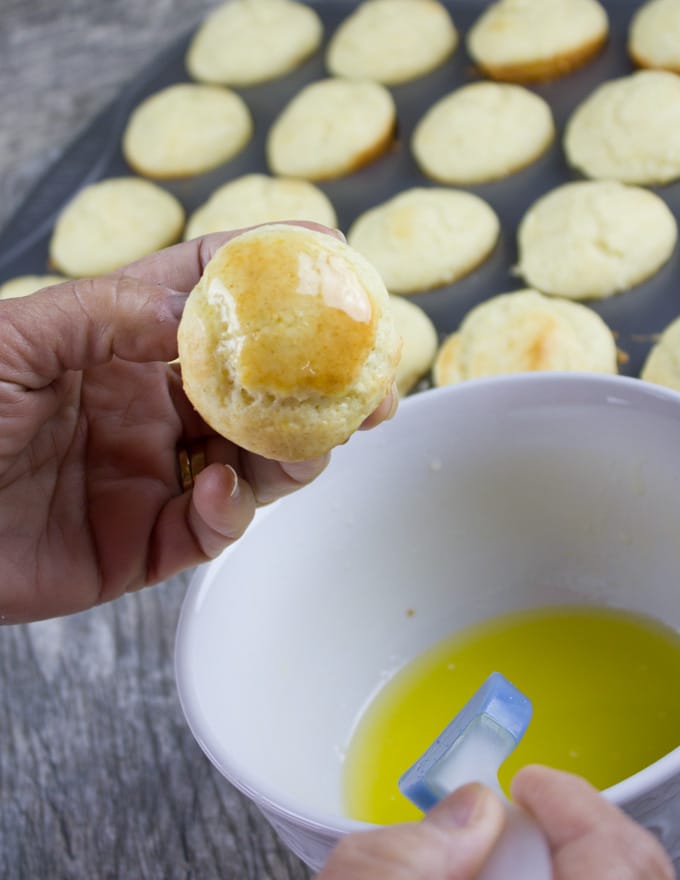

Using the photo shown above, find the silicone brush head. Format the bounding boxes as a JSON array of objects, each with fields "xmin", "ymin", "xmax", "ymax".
[
  {"xmin": 399, "ymin": 671, "xmax": 532, "ymax": 809},
  {"xmin": 398, "ymin": 672, "xmax": 552, "ymax": 880}
]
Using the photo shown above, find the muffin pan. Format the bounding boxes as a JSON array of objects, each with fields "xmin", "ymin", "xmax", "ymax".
[{"xmin": 0, "ymin": 0, "xmax": 678, "ymax": 378}]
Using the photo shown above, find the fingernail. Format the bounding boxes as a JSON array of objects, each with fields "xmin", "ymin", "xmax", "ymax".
[
  {"xmin": 445, "ymin": 784, "xmax": 487, "ymax": 828},
  {"xmin": 387, "ymin": 384, "xmax": 399, "ymax": 420},
  {"xmin": 224, "ymin": 464, "xmax": 239, "ymax": 498},
  {"xmin": 281, "ymin": 453, "xmax": 330, "ymax": 484}
]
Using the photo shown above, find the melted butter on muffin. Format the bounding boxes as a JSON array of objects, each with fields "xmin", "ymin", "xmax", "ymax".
[
  {"xmin": 178, "ymin": 224, "xmax": 399, "ymax": 461},
  {"xmin": 206, "ymin": 236, "xmax": 376, "ymax": 397}
]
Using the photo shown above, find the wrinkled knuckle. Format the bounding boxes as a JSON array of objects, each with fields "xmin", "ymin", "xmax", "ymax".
[
  {"xmin": 198, "ymin": 236, "xmax": 216, "ymax": 275},
  {"xmin": 71, "ymin": 277, "xmax": 100, "ymax": 315},
  {"xmin": 71, "ymin": 276, "xmax": 97, "ymax": 299}
]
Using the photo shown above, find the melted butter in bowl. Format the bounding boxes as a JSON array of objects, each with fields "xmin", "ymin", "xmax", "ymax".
[{"xmin": 344, "ymin": 605, "xmax": 680, "ymax": 825}]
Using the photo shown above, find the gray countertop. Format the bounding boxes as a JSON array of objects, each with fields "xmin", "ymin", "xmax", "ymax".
[{"xmin": 0, "ymin": 2, "xmax": 312, "ymax": 877}]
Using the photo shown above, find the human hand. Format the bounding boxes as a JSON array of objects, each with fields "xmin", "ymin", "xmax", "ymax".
[
  {"xmin": 317, "ymin": 766, "xmax": 674, "ymax": 879},
  {"xmin": 0, "ymin": 225, "xmax": 397, "ymax": 624},
  {"xmin": 513, "ymin": 765, "xmax": 674, "ymax": 879}
]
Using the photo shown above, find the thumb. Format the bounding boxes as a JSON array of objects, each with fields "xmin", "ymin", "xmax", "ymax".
[
  {"xmin": 424, "ymin": 784, "xmax": 508, "ymax": 876},
  {"xmin": 318, "ymin": 784, "xmax": 506, "ymax": 879},
  {"xmin": 0, "ymin": 275, "xmax": 185, "ymax": 389}
]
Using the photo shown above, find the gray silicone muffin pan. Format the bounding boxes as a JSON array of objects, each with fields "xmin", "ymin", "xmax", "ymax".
[{"xmin": 1, "ymin": 0, "xmax": 678, "ymax": 379}]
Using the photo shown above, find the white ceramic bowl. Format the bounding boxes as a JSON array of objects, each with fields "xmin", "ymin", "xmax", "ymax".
[{"xmin": 176, "ymin": 373, "xmax": 680, "ymax": 872}]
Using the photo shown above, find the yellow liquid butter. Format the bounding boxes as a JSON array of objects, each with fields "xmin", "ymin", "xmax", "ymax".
[{"xmin": 343, "ymin": 606, "xmax": 680, "ymax": 824}]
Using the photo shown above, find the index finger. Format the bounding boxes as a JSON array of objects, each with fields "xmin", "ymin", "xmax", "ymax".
[
  {"xmin": 512, "ymin": 765, "xmax": 641, "ymax": 849},
  {"xmin": 111, "ymin": 222, "xmax": 343, "ymax": 292},
  {"xmin": 512, "ymin": 765, "xmax": 675, "ymax": 879}
]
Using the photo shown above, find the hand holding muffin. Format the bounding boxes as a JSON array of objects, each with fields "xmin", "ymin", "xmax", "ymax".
[{"xmin": 0, "ymin": 224, "xmax": 398, "ymax": 624}]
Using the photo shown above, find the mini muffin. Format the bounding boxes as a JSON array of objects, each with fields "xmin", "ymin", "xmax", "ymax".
[
  {"xmin": 122, "ymin": 84, "xmax": 252, "ymax": 179},
  {"xmin": 49, "ymin": 177, "xmax": 185, "ymax": 278},
  {"xmin": 186, "ymin": 0, "xmax": 322, "ymax": 86},
  {"xmin": 177, "ymin": 224, "xmax": 401, "ymax": 461},
  {"xmin": 412, "ymin": 81, "xmax": 554, "ymax": 184},
  {"xmin": 564, "ymin": 70, "xmax": 680, "ymax": 185},
  {"xmin": 467, "ymin": 0, "xmax": 609, "ymax": 82},
  {"xmin": 629, "ymin": 0, "xmax": 680, "ymax": 73},
  {"xmin": 184, "ymin": 174, "xmax": 337, "ymax": 240},
  {"xmin": 516, "ymin": 180, "xmax": 677, "ymax": 300},
  {"xmin": 267, "ymin": 78, "xmax": 396, "ymax": 180},
  {"xmin": 433, "ymin": 289, "xmax": 618, "ymax": 385},
  {"xmin": 326, "ymin": 0, "xmax": 458, "ymax": 84},
  {"xmin": 348, "ymin": 187, "xmax": 500, "ymax": 295},
  {"xmin": 388, "ymin": 295, "xmax": 438, "ymax": 394},
  {"xmin": 0, "ymin": 274, "xmax": 66, "ymax": 299},
  {"xmin": 640, "ymin": 316, "xmax": 680, "ymax": 391}
]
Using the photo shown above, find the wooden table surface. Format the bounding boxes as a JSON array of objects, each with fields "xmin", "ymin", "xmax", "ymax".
[{"xmin": 0, "ymin": 2, "xmax": 313, "ymax": 877}]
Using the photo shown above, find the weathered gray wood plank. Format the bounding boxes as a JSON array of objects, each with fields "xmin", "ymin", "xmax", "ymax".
[
  {"xmin": 0, "ymin": 2, "xmax": 313, "ymax": 877},
  {"xmin": 1, "ymin": 579, "xmax": 312, "ymax": 879}
]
